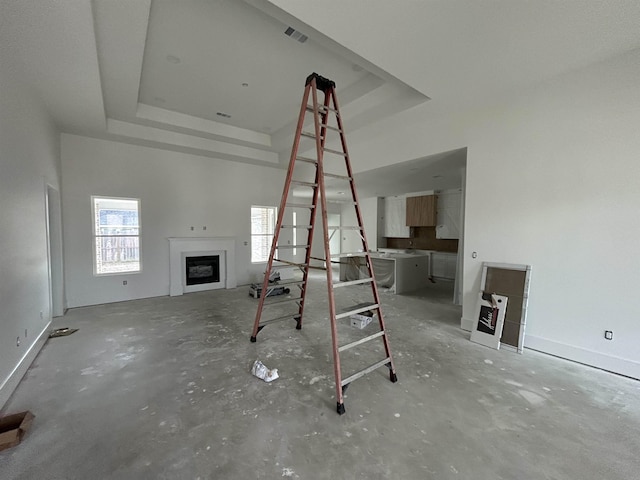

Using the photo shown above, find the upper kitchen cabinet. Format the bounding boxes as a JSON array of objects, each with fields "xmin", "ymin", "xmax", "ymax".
[
  {"xmin": 406, "ymin": 195, "xmax": 437, "ymax": 226},
  {"xmin": 383, "ymin": 196, "xmax": 411, "ymax": 238},
  {"xmin": 435, "ymin": 190, "xmax": 462, "ymax": 239}
]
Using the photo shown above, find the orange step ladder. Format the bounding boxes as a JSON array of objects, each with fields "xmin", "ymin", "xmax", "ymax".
[{"xmin": 250, "ymin": 73, "xmax": 397, "ymax": 414}]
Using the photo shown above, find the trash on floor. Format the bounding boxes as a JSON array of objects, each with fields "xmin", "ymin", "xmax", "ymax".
[
  {"xmin": 49, "ymin": 328, "xmax": 78, "ymax": 338},
  {"xmin": 250, "ymin": 360, "xmax": 279, "ymax": 382},
  {"xmin": 0, "ymin": 411, "xmax": 34, "ymax": 452}
]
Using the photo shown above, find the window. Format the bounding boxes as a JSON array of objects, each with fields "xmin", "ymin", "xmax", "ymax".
[
  {"xmin": 251, "ymin": 206, "xmax": 277, "ymax": 263},
  {"xmin": 93, "ymin": 196, "xmax": 141, "ymax": 275}
]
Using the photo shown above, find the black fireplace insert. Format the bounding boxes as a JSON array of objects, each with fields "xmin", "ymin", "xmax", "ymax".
[{"xmin": 185, "ymin": 255, "xmax": 220, "ymax": 286}]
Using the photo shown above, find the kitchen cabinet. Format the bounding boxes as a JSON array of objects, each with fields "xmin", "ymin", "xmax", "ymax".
[
  {"xmin": 431, "ymin": 252, "xmax": 457, "ymax": 280},
  {"xmin": 406, "ymin": 195, "xmax": 437, "ymax": 226},
  {"xmin": 383, "ymin": 196, "xmax": 410, "ymax": 238}
]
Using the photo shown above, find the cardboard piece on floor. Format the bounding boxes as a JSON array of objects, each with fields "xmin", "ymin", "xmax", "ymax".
[
  {"xmin": 49, "ymin": 328, "xmax": 78, "ymax": 338},
  {"xmin": 470, "ymin": 293, "xmax": 508, "ymax": 350},
  {"xmin": 0, "ymin": 411, "xmax": 34, "ymax": 452}
]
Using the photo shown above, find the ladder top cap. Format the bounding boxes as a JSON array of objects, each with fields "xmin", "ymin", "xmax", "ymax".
[{"xmin": 306, "ymin": 72, "xmax": 335, "ymax": 92}]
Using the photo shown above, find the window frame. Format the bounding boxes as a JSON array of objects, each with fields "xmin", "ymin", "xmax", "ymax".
[
  {"xmin": 251, "ymin": 205, "xmax": 277, "ymax": 264},
  {"xmin": 92, "ymin": 196, "xmax": 142, "ymax": 276}
]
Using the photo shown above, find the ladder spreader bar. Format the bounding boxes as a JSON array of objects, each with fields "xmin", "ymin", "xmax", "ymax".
[
  {"xmin": 275, "ymin": 244, "xmax": 310, "ymax": 249},
  {"xmin": 280, "ymin": 225, "xmax": 312, "ymax": 229}
]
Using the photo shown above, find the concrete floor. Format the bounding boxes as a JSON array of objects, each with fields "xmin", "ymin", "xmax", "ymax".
[{"xmin": 1, "ymin": 273, "xmax": 639, "ymax": 479}]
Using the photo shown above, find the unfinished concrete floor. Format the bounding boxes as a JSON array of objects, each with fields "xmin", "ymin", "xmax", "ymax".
[{"xmin": 1, "ymin": 274, "xmax": 639, "ymax": 479}]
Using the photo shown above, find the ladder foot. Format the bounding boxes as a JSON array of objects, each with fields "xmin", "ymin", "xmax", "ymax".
[
  {"xmin": 336, "ymin": 402, "xmax": 346, "ymax": 415},
  {"xmin": 250, "ymin": 335, "xmax": 257, "ymax": 343},
  {"xmin": 390, "ymin": 371, "xmax": 398, "ymax": 383},
  {"xmin": 295, "ymin": 318, "xmax": 302, "ymax": 330}
]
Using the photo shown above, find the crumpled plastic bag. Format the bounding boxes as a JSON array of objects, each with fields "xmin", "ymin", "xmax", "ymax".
[{"xmin": 251, "ymin": 360, "xmax": 279, "ymax": 383}]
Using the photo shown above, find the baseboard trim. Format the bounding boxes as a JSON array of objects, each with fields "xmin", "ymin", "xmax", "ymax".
[
  {"xmin": 460, "ymin": 318, "xmax": 639, "ymax": 380},
  {"xmin": 0, "ymin": 320, "xmax": 51, "ymax": 411},
  {"xmin": 524, "ymin": 335, "xmax": 640, "ymax": 380}
]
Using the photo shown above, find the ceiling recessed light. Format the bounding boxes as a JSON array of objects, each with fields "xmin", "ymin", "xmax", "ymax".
[
  {"xmin": 242, "ymin": 82, "xmax": 249, "ymax": 87},
  {"xmin": 216, "ymin": 112, "xmax": 231, "ymax": 118},
  {"xmin": 166, "ymin": 55, "xmax": 181, "ymax": 64},
  {"xmin": 337, "ymin": 191, "xmax": 345, "ymax": 195},
  {"xmin": 433, "ymin": 175, "xmax": 443, "ymax": 178}
]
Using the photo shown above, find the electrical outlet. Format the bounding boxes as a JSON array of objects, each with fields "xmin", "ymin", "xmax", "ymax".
[
  {"xmin": 16, "ymin": 336, "xmax": 20, "ymax": 347},
  {"xmin": 123, "ymin": 280, "xmax": 128, "ymax": 286},
  {"xmin": 604, "ymin": 330, "xmax": 613, "ymax": 340}
]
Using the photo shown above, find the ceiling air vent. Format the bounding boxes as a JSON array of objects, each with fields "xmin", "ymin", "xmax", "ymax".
[{"xmin": 284, "ymin": 26, "xmax": 308, "ymax": 43}]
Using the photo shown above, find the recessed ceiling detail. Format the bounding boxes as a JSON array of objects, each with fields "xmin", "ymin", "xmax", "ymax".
[{"xmin": 93, "ymin": 0, "xmax": 428, "ymax": 168}]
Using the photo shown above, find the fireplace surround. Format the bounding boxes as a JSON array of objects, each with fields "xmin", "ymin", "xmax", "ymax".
[{"xmin": 168, "ymin": 237, "xmax": 236, "ymax": 296}]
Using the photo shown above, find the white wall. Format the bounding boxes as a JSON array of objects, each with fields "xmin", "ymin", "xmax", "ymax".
[
  {"xmin": 61, "ymin": 135, "xmax": 286, "ymax": 307},
  {"xmin": 461, "ymin": 51, "xmax": 640, "ymax": 378},
  {"xmin": 0, "ymin": 45, "xmax": 61, "ymax": 407}
]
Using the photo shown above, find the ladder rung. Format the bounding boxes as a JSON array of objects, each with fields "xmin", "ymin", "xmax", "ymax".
[
  {"xmin": 341, "ymin": 358, "xmax": 391, "ymax": 387},
  {"xmin": 259, "ymin": 314, "xmax": 301, "ymax": 327},
  {"xmin": 263, "ymin": 296, "xmax": 303, "ymax": 306},
  {"xmin": 291, "ymin": 180, "xmax": 318, "ymax": 188},
  {"xmin": 328, "ymin": 226, "xmax": 362, "ymax": 231},
  {"xmin": 280, "ymin": 225, "xmax": 312, "ymax": 229},
  {"xmin": 327, "ymin": 200, "xmax": 357, "ymax": 205},
  {"xmin": 296, "ymin": 156, "xmax": 318, "ymax": 165},
  {"xmin": 275, "ymin": 244, "xmax": 310, "ymax": 249},
  {"xmin": 323, "ymin": 147, "xmax": 346, "ymax": 157},
  {"xmin": 333, "ymin": 277, "xmax": 374, "ymax": 288},
  {"xmin": 324, "ymin": 172, "xmax": 351, "ymax": 180},
  {"xmin": 335, "ymin": 303, "xmax": 379, "ymax": 320},
  {"xmin": 324, "ymin": 125, "xmax": 343, "ymax": 133},
  {"xmin": 339, "ymin": 331, "xmax": 385, "ymax": 353},
  {"xmin": 285, "ymin": 203, "xmax": 315, "ymax": 209}
]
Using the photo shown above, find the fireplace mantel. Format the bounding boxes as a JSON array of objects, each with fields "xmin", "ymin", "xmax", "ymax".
[{"xmin": 168, "ymin": 237, "xmax": 236, "ymax": 296}]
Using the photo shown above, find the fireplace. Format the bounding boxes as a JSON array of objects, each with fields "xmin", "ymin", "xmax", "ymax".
[
  {"xmin": 168, "ymin": 237, "xmax": 236, "ymax": 296},
  {"xmin": 185, "ymin": 255, "xmax": 220, "ymax": 286}
]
